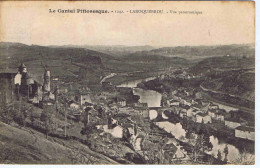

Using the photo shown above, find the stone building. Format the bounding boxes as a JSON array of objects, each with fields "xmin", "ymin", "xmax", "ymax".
[{"xmin": 0, "ymin": 70, "xmax": 17, "ymax": 104}]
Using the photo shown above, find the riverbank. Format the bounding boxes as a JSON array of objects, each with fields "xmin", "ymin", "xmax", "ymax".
[
  {"xmin": 107, "ymin": 71, "xmax": 159, "ymax": 86},
  {"xmin": 150, "ymin": 121, "xmax": 226, "ymax": 164},
  {"xmin": 178, "ymin": 115, "xmax": 255, "ymax": 155},
  {"xmin": 138, "ymin": 77, "xmax": 254, "ymax": 114},
  {"xmin": 156, "ymin": 109, "xmax": 254, "ymax": 157},
  {"xmin": 200, "ymin": 85, "xmax": 254, "ymax": 113},
  {"xmin": 114, "ymin": 77, "xmax": 254, "ymax": 164},
  {"xmin": 153, "ymin": 116, "xmax": 254, "ymax": 164}
]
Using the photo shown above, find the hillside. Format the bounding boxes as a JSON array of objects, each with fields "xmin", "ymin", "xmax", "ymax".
[
  {"xmin": 83, "ymin": 45, "xmax": 155, "ymax": 57},
  {"xmin": 188, "ymin": 54, "xmax": 255, "ymax": 103},
  {"xmin": 0, "ymin": 42, "xmax": 107, "ymax": 83},
  {"xmin": 49, "ymin": 45, "xmax": 155, "ymax": 57},
  {"xmin": 189, "ymin": 55, "xmax": 255, "ymax": 75},
  {"xmin": 202, "ymin": 70, "xmax": 255, "ymax": 102},
  {"xmin": 131, "ymin": 44, "xmax": 255, "ymax": 61},
  {"xmin": 0, "ymin": 42, "xmax": 190, "ymax": 76},
  {"xmin": 0, "ymin": 121, "xmax": 118, "ymax": 164},
  {"xmin": 0, "ymin": 42, "xmax": 146, "ymax": 84},
  {"xmin": 120, "ymin": 54, "xmax": 190, "ymax": 71}
]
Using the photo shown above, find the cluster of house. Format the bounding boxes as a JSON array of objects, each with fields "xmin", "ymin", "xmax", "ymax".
[
  {"xmin": 164, "ymin": 88, "xmax": 255, "ymax": 141},
  {"xmin": 65, "ymin": 82, "xmax": 150, "ymax": 129},
  {"xmin": 0, "ymin": 63, "xmax": 57, "ymax": 107},
  {"xmin": 159, "ymin": 69, "xmax": 197, "ymax": 81},
  {"xmin": 79, "ymin": 84, "xmax": 187, "ymax": 160},
  {"xmin": 96, "ymin": 109, "xmax": 187, "ymax": 161},
  {"xmin": 68, "ymin": 94, "xmax": 93, "ymax": 110}
]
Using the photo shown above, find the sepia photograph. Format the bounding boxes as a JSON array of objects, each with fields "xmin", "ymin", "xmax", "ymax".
[{"xmin": 0, "ymin": 1, "xmax": 255, "ymax": 165}]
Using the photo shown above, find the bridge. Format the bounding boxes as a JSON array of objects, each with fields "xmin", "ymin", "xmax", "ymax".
[{"xmin": 148, "ymin": 106, "xmax": 176, "ymax": 120}]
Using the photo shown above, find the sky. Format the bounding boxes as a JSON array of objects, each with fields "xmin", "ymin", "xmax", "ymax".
[{"xmin": 0, "ymin": 1, "xmax": 255, "ymax": 47}]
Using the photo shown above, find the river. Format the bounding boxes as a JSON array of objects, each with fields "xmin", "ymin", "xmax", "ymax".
[
  {"xmin": 118, "ymin": 77, "xmax": 161, "ymax": 107},
  {"xmin": 118, "ymin": 78, "xmax": 254, "ymax": 164}
]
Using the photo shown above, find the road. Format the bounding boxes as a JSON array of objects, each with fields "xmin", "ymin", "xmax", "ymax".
[{"xmin": 100, "ymin": 73, "xmax": 117, "ymax": 84}]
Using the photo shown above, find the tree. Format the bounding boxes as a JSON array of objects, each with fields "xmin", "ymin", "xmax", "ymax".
[
  {"xmin": 191, "ymin": 135, "xmax": 203, "ymax": 162},
  {"xmin": 202, "ymin": 134, "xmax": 213, "ymax": 151},
  {"xmin": 235, "ymin": 148, "xmax": 254, "ymax": 165},
  {"xmin": 223, "ymin": 145, "xmax": 229, "ymax": 163},
  {"xmin": 217, "ymin": 150, "xmax": 222, "ymax": 161},
  {"xmin": 185, "ymin": 129, "xmax": 192, "ymax": 139},
  {"xmin": 30, "ymin": 111, "xmax": 35, "ymax": 126},
  {"xmin": 0, "ymin": 104, "xmax": 14, "ymax": 124},
  {"xmin": 208, "ymin": 153, "xmax": 215, "ymax": 165},
  {"xmin": 82, "ymin": 107, "xmax": 91, "ymax": 128},
  {"xmin": 40, "ymin": 105, "xmax": 54, "ymax": 139}
]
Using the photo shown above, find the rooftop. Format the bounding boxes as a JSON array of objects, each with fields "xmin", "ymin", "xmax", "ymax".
[
  {"xmin": 197, "ymin": 112, "xmax": 208, "ymax": 117},
  {"xmin": 216, "ymin": 109, "xmax": 228, "ymax": 116},
  {"xmin": 225, "ymin": 117, "xmax": 241, "ymax": 123},
  {"xmin": 236, "ymin": 126, "xmax": 254, "ymax": 132}
]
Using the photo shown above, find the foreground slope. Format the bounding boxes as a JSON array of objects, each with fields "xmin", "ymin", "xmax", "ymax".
[{"xmin": 0, "ymin": 121, "xmax": 118, "ymax": 164}]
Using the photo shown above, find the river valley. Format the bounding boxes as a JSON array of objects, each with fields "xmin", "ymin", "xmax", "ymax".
[{"xmin": 118, "ymin": 78, "xmax": 254, "ymax": 164}]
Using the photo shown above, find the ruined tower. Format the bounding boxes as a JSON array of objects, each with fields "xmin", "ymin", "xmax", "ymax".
[
  {"xmin": 41, "ymin": 68, "xmax": 51, "ymax": 103},
  {"xmin": 18, "ymin": 63, "xmax": 27, "ymax": 75},
  {"xmin": 18, "ymin": 63, "xmax": 28, "ymax": 86},
  {"xmin": 43, "ymin": 69, "xmax": 51, "ymax": 92}
]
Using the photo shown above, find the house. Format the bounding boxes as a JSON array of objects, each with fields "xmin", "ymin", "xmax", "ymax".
[
  {"xmin": 180, "ymin": 105, "xmax": 190, "ymax": 112},
  {"xmin": 116, "ymin": 87, "xmax": 133, "ymax": 95},
  {"xmin": 0, "ymin": 64, "xmax": 47, "ymax": 105},
  {"xmin": 208, "ymin": 109, "xmax": 230, "ymax": 121},
  {"xmin": 195, "ymin": 91, "xmax": 202, "ymax": 99},
  {"xmin": 0, "ymin": 71, "xmax": 19, "ymax": 104},
  {"xmin": 159, "ymin": 74, "xmax": 165, "ymax": 80},
  {"xmin": 134, "ymin": 107, "xmax": 149, "ymax": 118},
  {"xmin": 133, "ymin": 102, "xmax": 148, "ymax": 108},
  {"xmin": 200, "ymin": 99, "xmax": 210, "ymax": 106},
  {"xmin": 168, "ymin": 99, "xmax": 180, "ymax": 106},
  {"xmin": 192, "ymin": 104, "xmax": 203, "ymax": 110},
  {"xmin": 187, "ymin": 108, "xmax": 201, "ymax": 117},
  {"xmin": 179, "ymin": 111, "xmax": 187, "ymax": 118},
  {"xmin": 194, "ymin": 113, "xmax": 212, "ymax": 123},
  {"xmin": 184, "ymin": 89, "xmax": 194, "ymax": 97},
  {"xmin": 208, "ymin": 109, "xmax": 217, "ymax": 119},
  {"xmin": 180, "ymin": 98, "xmax": 192, "ymax": 106},
  {"xmin": 102, "ymin": 81, "xmax": 112, "ymax": 88},
  {"xmin": 172, "ymin": 95, "xmax": 180, "ymax": 101},
  {"xmin": 171, "ymin": 90, "xmax": 178, "ymax": 96},
  {"xmin": 103, "ymin": 125, "xmax": 124, "ymax": 138},
  {"xmin": 117, "ymin": 97, "xmax": 126, "ymax": 107},
  {"xmin": 191, "ymin": 99, "xmax": 198, "ymax": 105},
  {"xmin": 208, "ymin": 103, "xmax": 219, "ymax": 110},
  {"xmin": 69, "ymin": 102, "xmax": 80, "ymax": 110},
  {"xmin": 172, "ymin": 106, "xmax": 181, "ymax": 115},
  {"xmin": 225, "ymin": 118, "xmax": 241, "ymax": 129},
  {"xmin": 229, "ymin": 110, "xmax": 241, "ymax": 119},
  {"xmin": 186, "ymin": 108, "xmax": 194, "ymax": 117},
  {"xmin": 235, "ymin": 126, "xmax": 255, "ymax": 141},
  {"xmin": 215, "ymin": 109, "xmax": 230, "ymax": 121},
  {"xmin": 178, "ymin": 105, "xmax": 189, "ymax": 118},
  {"xmin": 163, "ymin": 138, "xmax": 186, "ymax": 160},
  {"xmin": 118, "ymin": 107, "xmax": 135, "ymax": 115},
  {"xmin": 133, "ymin": 136, "xmax": 143, "ymax": 151},
  {"xmin": 80, "ymin": 94, "xmax": 92, "ymax": 106}
]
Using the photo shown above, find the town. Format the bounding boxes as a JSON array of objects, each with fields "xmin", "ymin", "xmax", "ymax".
[
  {"xmin": 0, "ymin": 1, "xmax": 256, "ymax": 165},
  {"xmin": 0, "ymin": 59, "xmax": 255, "ymax": 164}
]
